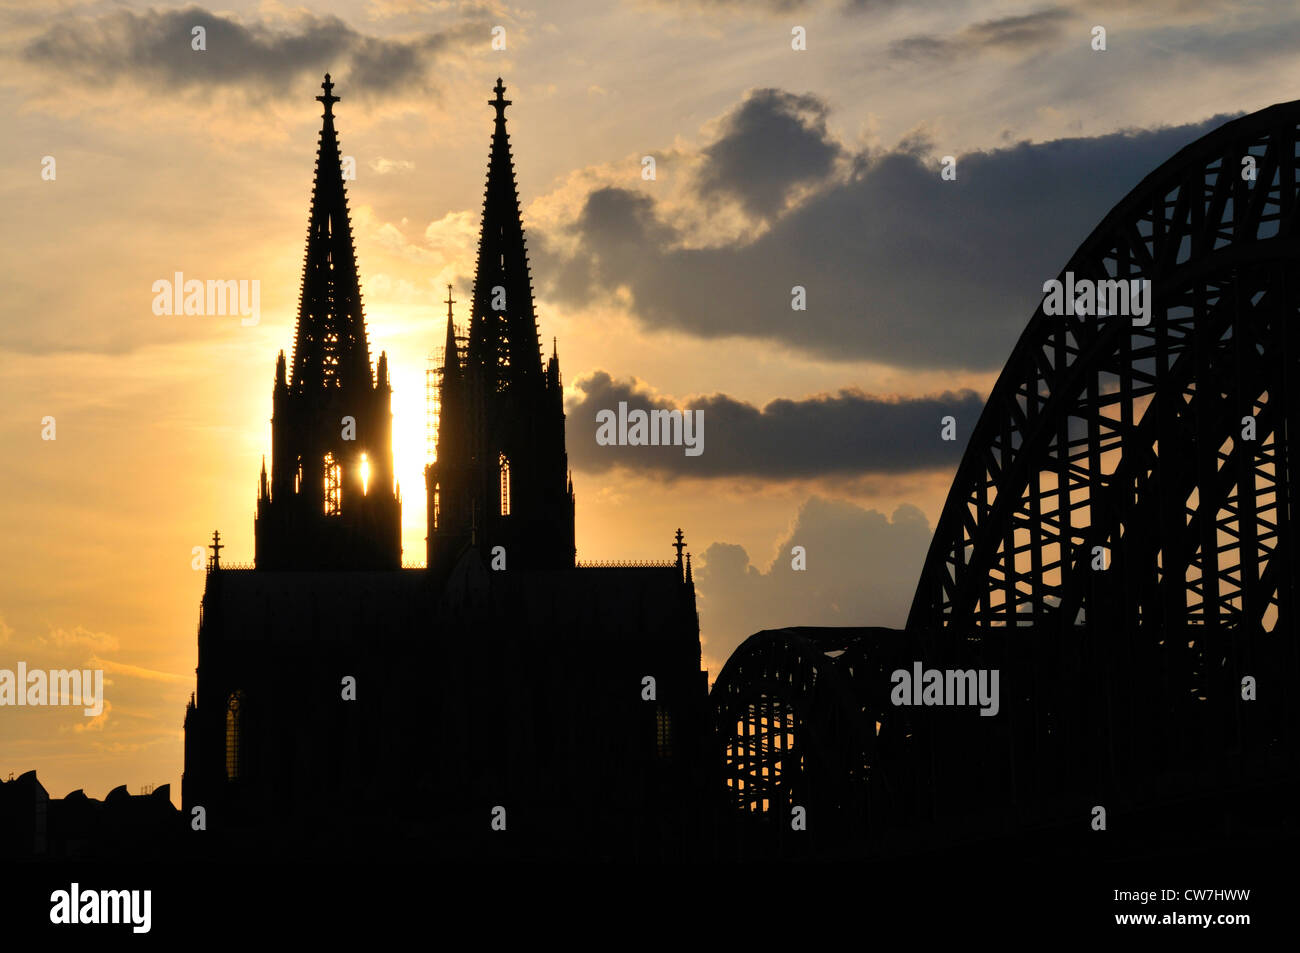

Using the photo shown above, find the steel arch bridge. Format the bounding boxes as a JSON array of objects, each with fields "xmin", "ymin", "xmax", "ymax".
[
  {"xmin": 712, "ymin": 99, "xmax": 1300, "ymax": 853},
  {"xmin": 908, "ymin": 100, "xmax": 1300, "ymax": 637},
  {"xmin": 712, "ymin": 629, "xmax": 899, "ymax": 823}
]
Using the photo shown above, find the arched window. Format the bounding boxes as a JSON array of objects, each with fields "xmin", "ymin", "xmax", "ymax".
[
  {"xmin": 323, "ymin": 452, "xmax": 341, "ymax": 515},
  {"xmin": 225, "ymin": 691, "xmax": 244, "ymax": 780},
  {"xmin": 499, "ymin": 452, "xmax": 510, "ymax": 516}
]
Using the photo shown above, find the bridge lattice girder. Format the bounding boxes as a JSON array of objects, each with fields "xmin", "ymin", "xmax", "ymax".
[{"xmin": 909, "ymin": 101, "xmax": 1300, "ymax": 638}]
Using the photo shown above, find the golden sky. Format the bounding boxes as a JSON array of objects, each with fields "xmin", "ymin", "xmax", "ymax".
[{"xmin": 3, "ymin": 0, "xmax": 1299, "ymax": 801}]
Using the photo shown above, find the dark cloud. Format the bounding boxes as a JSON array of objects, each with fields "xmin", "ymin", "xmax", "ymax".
[
  {"xmin": 564, "ymin": 370, "xmax": 982, "ymax": 479},
  {"xmin": 639, "ymin": 0, "xmax": 814, "ymax": 11},
  {"xmin": 535, "ymin": 112, "xmax": 1231, "ymax": 370},
  {"xmin": 695, "ymin": 497, "xmax": 931, "ymax": 665},
  {"xmin": 891, "ymin": 8, "xmax": 1071, "ymax": 62},
  {"xmin": 1078, "ymin": 0, "xmax": 1250, "ymax": 17},
  {"xmin": 642, "ymin": 0, "xmax": 909, "ymax": 12},
  {"xmin": 843, "ymin": 0, "xmax": 909, "ymax": 9},
  {"xmin": 695, "ymin": 89, "xmax": 843, "ymax": 221},
  {"xmin": 889, "ymin": 35, "xmax": 948, "ymax": 59},
  {"xmin": 962, "ymin": 8, "xmax": 1072, "ymax": 51},
  {"xmin": 1142, "ymin": 15, "xmax": 1300, "ymax": 68},
  {"xmin": 21, "ymin": 6, "xmax": 478, "ymax": 97}
]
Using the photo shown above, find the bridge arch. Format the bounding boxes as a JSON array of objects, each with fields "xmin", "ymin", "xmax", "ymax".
[
  {"xmin": 710, "ymin": 627, "xmax": 909, "ymax": 838},
  {"xmin": 909, "ymin": 100, "xmax": 1300, "ymax": 639}
]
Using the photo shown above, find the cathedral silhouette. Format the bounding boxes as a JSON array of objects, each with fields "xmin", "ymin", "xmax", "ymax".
[{"xmin": 180, "ymin": 76, "xmax": 710, "ymax": 860}]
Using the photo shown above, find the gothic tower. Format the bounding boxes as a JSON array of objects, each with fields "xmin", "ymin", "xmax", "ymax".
[
  {"xmin": 256, "ymin": 75, "xmax": 401, "ymax": 570},
  {"xmin": 427, "ymin": 79, "xmax": 575, "ymax": 571}
]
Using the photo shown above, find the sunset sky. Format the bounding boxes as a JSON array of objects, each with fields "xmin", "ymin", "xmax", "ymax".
[{"xmin": 3, "ymin": 0, "xmax": 1298, "ymax": 801}]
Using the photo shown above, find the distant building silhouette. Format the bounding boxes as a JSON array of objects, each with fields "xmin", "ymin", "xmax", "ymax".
[
  {"xmin": 180, "ymin": 76, "xmax": 709, "ymax": 860},
  {"xmin": 0, "ymin": 771, "xmax": 179, "ymax": 861}
]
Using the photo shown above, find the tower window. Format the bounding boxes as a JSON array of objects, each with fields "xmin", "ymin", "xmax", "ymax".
[
  {"xmin": 432, "ymin": 483, "xmax": 441, "ymax": 531},
  {"xmin": 323, "ymin": 452, "xmax": 341, "ymax": 515},
  {"xmin": 656, "ymin": 706, "xmax": 673, "ymax": 760},
  {"xmin": 499, "ymin": 453, "xmax": 510, "ymax": 516},
  {"xmin": 225, "ymin": 691, "xmax": 244, "ymax": 780}
]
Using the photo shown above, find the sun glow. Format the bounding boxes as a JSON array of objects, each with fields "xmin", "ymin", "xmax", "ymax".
[{"xmin": 389, "ymin": 356, "xmax": 434, "ymax": 564}]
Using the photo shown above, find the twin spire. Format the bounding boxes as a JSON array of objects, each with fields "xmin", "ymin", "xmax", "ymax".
[
  {"xmin": 294, "ymin": 71, "xmax": 540, "ymax": 413},
  {"xmin": 277, "ymin": 73, "xmax": 579, "ymax": 571},
  {"xmin": 293, "ymin": 73, "xmax": 530, "ymax": 398},
  {"xmin": 257, "ymin": 73, "xmax": 398, "ymax": 571},
  {"xmin": 467, "ymin": 76, "xmax": 543, "ymax": 393},
  {"xmin": 290, "ymin": 73, "xmax": 371, "ymax": 395},
  {"xmin": 427, "ymin": 75, "xmax": 576, "ymax": 570}
]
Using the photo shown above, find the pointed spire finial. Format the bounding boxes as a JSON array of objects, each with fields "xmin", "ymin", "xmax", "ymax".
[
  {"xmin": 674, "ymin": 528, "xmax": 686, "ymax": 571},
  {"xmin": 317, "ymin": 73, "xmax": 339, "ymax": 118},
  {"xmin": 491, "ymin": 77, "xmax": 511, "ymax": 120},
  {"xmin": 443, "ymin": 283, "xmax": 459, "ymax": 364}
]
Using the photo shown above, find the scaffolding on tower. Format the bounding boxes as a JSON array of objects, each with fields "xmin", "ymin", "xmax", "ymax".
[{"xmin": 426, "ymin": 349, "xmax": 443, "ymax": 464}]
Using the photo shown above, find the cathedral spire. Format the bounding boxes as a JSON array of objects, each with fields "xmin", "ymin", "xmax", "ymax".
[
  {"xmin": 427, "ymin": 79, "xmax": 574, "ymax": 573},
  {"xmin": 468, "ymin": 77, "xmax": 541, "ymax": 393},
  {"xmin": 290, "ymin": 73, "xmax": 372, "ymax": 395},
  {"xmin": 436, "ymin": 283, "xmax": 464, "ymax": 459},
  {"xmin": 256, "ymin": 74, "xmax": 400, "ymax": 571}
]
